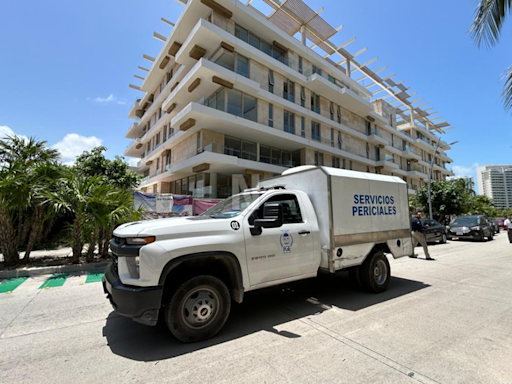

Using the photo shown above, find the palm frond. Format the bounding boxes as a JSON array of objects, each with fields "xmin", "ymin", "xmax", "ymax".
[
  {"xmin": 470, "ymin": 0, "xmax": 512, "ymax": 48},
  {"xmin": 503, "ymin": 64, "xmax": 512, "ymax": 110}
]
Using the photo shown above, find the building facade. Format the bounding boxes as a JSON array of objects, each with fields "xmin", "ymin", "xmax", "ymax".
[
  {"xmin": 477, "ymin": 165, "xmax": 512, "ymax": 208},
  {"xmin": 448, "ymin": 175, "xmax": 475, "ymax": 191},
  {"xmin": 124, "ymin": 0, "xmax": 454, "ymax": 198}
]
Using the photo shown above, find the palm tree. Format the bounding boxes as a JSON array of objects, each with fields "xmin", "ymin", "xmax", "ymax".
[
  {"xmin": 0, "ymin": 135, "xmax": 61, "ymax": 267},
  {"xmin": 470, "ymin": 0, "xmax": 512, "ymax": 109}
]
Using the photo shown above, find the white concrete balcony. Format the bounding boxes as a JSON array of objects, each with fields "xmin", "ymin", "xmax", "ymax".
[
  {"xmin": 375, "ymin": 154, "xmax": 399, "ymax": 172},
  {"xmin": 138, "ymin": 150, "xmax": 287, "ymax": 188},
  {"xmin": 407, "ymin": 164, "xmax": 427, "ymax": 180},
  {"xmin": 414, "ymin": 137, "xmax": 434, "ymax": 151},
  {"xmin": 124, "ymin": 138, "xmax": 145, "ymax": 157},
  {"xmin": 128, "ymin": 99, "xmax": 141, "ymax": 120},
  {"xmin": 304, "ymin": 70, "xmax": 373, "ymax": 118},
  {"xmin": 398, "ymin": 122, "xmax": 438, "ymax": 142},
  {"xmin": 402, "ymin": 145, "xmax": 422, "ymax": 161},
  {"xmin": 367, "ymin": 128, "xmax": 389, "ymax": 146},
  {"xmin": 126, "ymin": 122, "xmax": 143, "ymax": 139}
]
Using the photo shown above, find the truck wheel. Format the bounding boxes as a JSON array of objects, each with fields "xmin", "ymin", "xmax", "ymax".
[
  {"xmin": 165, "ymin": 275, "xmax": 231, "ymax": 343},
  {"xmin": 348, "ymin": 266, "xmax": 362, "ymax": 287},
  {"xmin": 360, "ymin": 251, "xmax": 391, "ymax": 293}
]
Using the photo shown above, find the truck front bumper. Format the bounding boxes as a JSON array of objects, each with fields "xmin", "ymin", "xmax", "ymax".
[{"xmin": 102, "ymin": 262, "xmax": 163, "ymax": 326}]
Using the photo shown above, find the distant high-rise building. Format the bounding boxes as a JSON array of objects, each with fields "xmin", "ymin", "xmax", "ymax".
[
  {"xmin": 448, "ymin": 175, "xmax": 475, "ymax": 191},
  {"xmin": 477, "ymin": 165, "xmax": 512, "ymax": 208}
]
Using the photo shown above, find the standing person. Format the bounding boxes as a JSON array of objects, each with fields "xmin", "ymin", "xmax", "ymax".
[
  {"xmin": 410, "ymin": 209, "xmax": 434, "ymax": 260},
  {"xmin": 505, "ymin": 216, "xmax": 512, "ymax": 243}
]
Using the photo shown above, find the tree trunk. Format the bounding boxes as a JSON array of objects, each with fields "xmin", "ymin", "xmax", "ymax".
[
  {"xmin": 0, "ymin": 210, "xmax": 20, "ymax": 267},
  {"xmin": 22, "ymin": 208, "xmax": 43, "ymax": 263},
  {"xmin": 71, "ymin": 217, "xmax": 83, "ymax": 264},
  {"xmin": 98, "ymin": 228, "xmax": 104, "ymax": 256},
  {"xmin": 86, "ymin": 230, "xmax": 96, "ymax": 263},
  {"xmin": 102, "ymin": 237, "xmax": 110, "ymax": 258}
]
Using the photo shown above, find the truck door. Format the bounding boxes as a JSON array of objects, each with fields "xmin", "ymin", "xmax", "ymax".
[{"xmin": 243, "ymin": 192, "xmax": 314, "ymax": 287}]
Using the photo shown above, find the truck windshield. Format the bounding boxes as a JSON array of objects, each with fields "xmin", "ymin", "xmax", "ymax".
[{"xmin": 201, "ymin": 193, "xmax": 263, "ymax": 219}]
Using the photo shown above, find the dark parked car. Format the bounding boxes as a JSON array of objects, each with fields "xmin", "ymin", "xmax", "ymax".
[
  {"xmin": 495, "ymin": 218, "xmax": 506, "ymax": 230},
  {"xmin": 447, "ymin": 215, "xmax": 493, "ymax": 242},
  {"xmin": 489, "ymin": 218, "xmax": 500, "ymax": 234},
  {"xmin": 421, "ymin": 219, "xmax": 447, "ymax": 244}
]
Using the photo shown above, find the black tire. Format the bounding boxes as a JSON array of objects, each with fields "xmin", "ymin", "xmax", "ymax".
[
  {"xmin": 440, "ymin": 233, "xmax": 447, "ymax": 244},
  {"xmin": 360, "ymin": 251, "xmax": 391, "ymax": 293},
  {"xmin": 348, "ymin": 266, "xmax": 362, "ymax": 287},
  {"xmin": 165, "ymin": 275, "xmax": 231, "ymax": 343},
  {"xmin": 488, "ymin": 232, "xmax": 494, "ymax": 241},
  {"xmin": 478, "ymin": 232, "xmax": 485, "ymax": 242}
]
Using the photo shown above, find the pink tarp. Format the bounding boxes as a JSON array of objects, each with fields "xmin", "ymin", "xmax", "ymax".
[{"xmin": 193, "ymin": 199, "xmax": 221, "ymax": 215}]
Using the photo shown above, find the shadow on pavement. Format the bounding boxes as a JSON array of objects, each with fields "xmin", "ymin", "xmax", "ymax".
[{"xmin": 103, "ymin": 272, "xmax": 429, "ymax": 362}]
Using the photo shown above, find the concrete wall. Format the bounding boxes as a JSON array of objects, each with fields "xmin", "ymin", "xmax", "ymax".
[
  {"xmin": 249, "ymin": 59, "xmax": 268, "ymax": 91},
  {"xmin": 171, "ymin": 134, "xmax": 198, "ymax": 164},
  {"xmin": 211, "ymin": 11, "xmax": 235, "ymax": 35},
  {"xmin": 372, "ymin": 99, "xmax": 396, "ymax": 127}
]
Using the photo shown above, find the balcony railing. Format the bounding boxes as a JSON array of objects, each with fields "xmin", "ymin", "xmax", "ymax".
[
  {"xmin": 383, "ymin": 154, "xmax": 395, "ymax": 163},
  {"xmin": 303, "ymin": 68, "xmax": 370, "ymax": 101},
  {"xmin": 410, "ymin": 164, "xmax": 423, "ymax": 173},
  {"xmin": 404, "ymin": 145, "xmax": 414, "ymax": 153},
  {"xmin": 165, "ymin": 164, "xmax": 171, "ymax": 171},
  {"xmin": 140, "ymin": 176, "xmax": 149, "ymax": 183}
]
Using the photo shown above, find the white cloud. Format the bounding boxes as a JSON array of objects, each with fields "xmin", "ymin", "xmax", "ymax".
[
  {"xmin": 0, "ymin": 125, "xmax": 28, "ymax": 141},
  {"xmin": 127, "ymin": 157, "xmax": 140, "ymax": 167},
  {"xmin": 89, "ymin": 93, "xmax": 126, "ymax": 105},
  {"xmin": 451, "ymin": 163, "xmax": 480, "ymax": 177},
  {"xmin": 52, "ymin": 133, "xmax": 103, "ymax": 163}
]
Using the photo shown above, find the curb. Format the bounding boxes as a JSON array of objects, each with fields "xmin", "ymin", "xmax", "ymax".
[{"xmin": 0, "ymin": 262, "xmax": 109, "ymax": 279}]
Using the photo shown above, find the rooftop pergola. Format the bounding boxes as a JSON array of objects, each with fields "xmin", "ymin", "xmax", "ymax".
[{"xmin": 153, "ymin": 0, "xmax": 452, "ymax": 135}]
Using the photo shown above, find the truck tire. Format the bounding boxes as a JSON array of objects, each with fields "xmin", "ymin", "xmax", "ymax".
[
  {"xmin": 165, "ymin": 275, "xmax": 231, "ymax": 343},
  {"xmin": 360, "ymin": 251, "xmax": 391, "ymax": 293}
]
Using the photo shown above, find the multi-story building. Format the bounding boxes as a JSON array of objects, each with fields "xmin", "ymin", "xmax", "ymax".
[
  {"xmin": 124, "ymin": 0, "xmax": 454, "ymax": 198},
  {"xmin": 477, "ymin": 165, "xmax": 512, "ymax": 208},
  {"xmin": 448, "ymin": 175, "xmax": 475, "ymax": 191}
]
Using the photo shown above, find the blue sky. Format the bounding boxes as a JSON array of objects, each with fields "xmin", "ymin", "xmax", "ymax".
[{"xmin": 1, "ymin": 0, "xmax": 511, "ymax": 178}]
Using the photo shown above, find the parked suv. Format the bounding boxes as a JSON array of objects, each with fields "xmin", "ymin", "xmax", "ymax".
[
  {"xmin": 421, "ymin": 219, "xmax": 447, "ymax": 244},
  {"xmin": 489, "ymin": 218, "xmax": 500, "ymax": 234},
  {"xmin": 447, "ymin": 215, "xmax": 493, "ymax": 242}
]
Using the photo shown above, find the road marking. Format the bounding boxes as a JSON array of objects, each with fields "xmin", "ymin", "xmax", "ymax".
[
  {"xmin": 39, "ymin": 273, "xmax": 69, "ymax": 289},
  {"xmin": 0, "ymin": 277, "xmax": 28, "ymax": 294},
  {"xmin": 85, "ymin": 270, "xmax": 104, "ymax": 284}
]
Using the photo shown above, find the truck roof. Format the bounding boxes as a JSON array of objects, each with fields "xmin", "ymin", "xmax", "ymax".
[{"xmin": 281, "ymin": 166, "xmax": 406, "ymax": 184}]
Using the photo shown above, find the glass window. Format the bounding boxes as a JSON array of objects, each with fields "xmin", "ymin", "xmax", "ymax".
[
  {"xmin": 260, "ymin": 145, "xmax": 271, "ymax": 164},
  {"xmin": 197, "ymin": 132, "xmax": 201, "ymax": 153},
  {"xmin": 181, "ymin": 177, "xmax": 188, "ymax": 195},
  {"xmin": 337, "ymin": 105, "xmax": 342, "ymax": 123},
  {"xmin": 235, "ymin": 25, "xmax": 248, "ymax": 42},
  {"xmin": 301, "ymin": 116, "xmax": 306, "ymax": 138},
  {"xmin": 241, "ymin": 140, "xmax": 257, "ymax": 161},
  {"xmin": 281, "ymin": 151, "xmax": 291, "ymax": 167},
  {"xmin": 366, "ymin": 143, "xmax": 370, "ymax": 159},
  {"xmin": 250, "ymin": 194, "xmax": 303, "ymax": 225},
  {"xmin": 272, "ymin": 45, "xmax": 285, "ymax": 63},
  {"xmin": 225, "ymin": 136, "xmax": 241, "ymax": 157},
  {"xmin": 248, "ymin": 33, "xmax": 259, "ymax": 49},
  {"xmin": 176, "ymin": 179, "xmax": 181, "ymax": 194},
  {"xmin": 163, "ymin": 126, "xmax": 167, "ymax": 141},
  {"xmin": 314, "ymin": 151, "xmax": 323, "ymax": 166},
  {"xmin": 292, "ymin": 150, "xmax": 301, "ymax": 167},
  {"xmin": 311, "ymin": 121, "xmax": 321, "ymax": 141},
  {"xmin": 298, "ymin": 56, "xmax": 303, "ymax": 74},
  {"xmin": 271, "ymin": 148, "xmax": 281, "ymax": 165},
  {"xmin": 331, "ymin": 128, "xmax": 335, "ymax": 147},
  {"xmin": 330, "ymin": 102, "xmax": 334, "ymax": 120},
  {"xmin": 268, "ymin": 70, "xmax": 274, "ymax": 93},
  {"xmin": 227, "ymin": 89, "xmax": 242, "ymax": 117},
  {"xmin": 195, "ymin": 174, "xmax": 204, "ymax": 197},
  {"xmin": 300, "ymin": 86, "xmax": 305, "ymax": 107},
  {"xmin": 217, "ymin": 88, "xmax": 225, "ymax": 112},
  {"xmin": 283, "ymin": 79, "xmax": 295, "ymax": 102},
  {"xmin": 349, "ymin": 160, "xmax": 353, "ymax": 170},
  {"xmin": 366, "ymin": 120, "xmax": 372, "ymax": 135},
  {"xmin": 243, "ymin": 94, "xmax": 257, "ymax": 121},
  {"xmin": 215, "ymin": 51, "xmax": 234, "ymax": 71},
  {"xmin": 236, "ymin": 54, "xmax": 249, "ymax": 78},
  {"xmin": 342, "ymin": 159, "xmax": 346, "ymax": 169},
  {"xmin": 268, "ymin": 103, "xmax": 273, "ymax": 127},
  {"xmin": 261, "ymin": 40, "xmax": 272, "ymax": 56},
  {"xmin": 188, "ymin": 176, "xmax": 195, "ymax": 195},
  {"xmin": 202, "ymin": 192, "xmax": 263, "ymax": 218},
  {"xmin": 311, "ymin": 92, "xmax": 320, "ymax": 113},
  {"xmin": 338, "ymin": 132, "xmax": 342, "ymax": 149},
  {"xmin": 312, "ymin": 65, "xmax": 322, "ymax": 75},
  {"xmin": 284, "ymin": 111, "xmax": 295, "ymax": 134}
]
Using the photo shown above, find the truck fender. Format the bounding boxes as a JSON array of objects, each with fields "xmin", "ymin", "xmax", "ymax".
[{"xmin": 158, "ymin": 251, "xmax": 244, "ymax": 303}]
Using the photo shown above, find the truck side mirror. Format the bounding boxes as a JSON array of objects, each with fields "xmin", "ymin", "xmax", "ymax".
[{"xmin": 252, "ymin": 204, "xmax": 283, "ymax": 234}]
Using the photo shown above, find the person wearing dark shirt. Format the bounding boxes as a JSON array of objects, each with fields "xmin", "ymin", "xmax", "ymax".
[{"xmin": 410, "ymin": 209, "xmax": 433, "ymax": 260}]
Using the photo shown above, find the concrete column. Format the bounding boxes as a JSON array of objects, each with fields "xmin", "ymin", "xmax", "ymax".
[
  {"xmin": 301, "ymin": 25, "xmax": 306, "ymax": 45},
  {"xmin": 347, "ymin": 59, "xmax": 351, "ymax": 77}
]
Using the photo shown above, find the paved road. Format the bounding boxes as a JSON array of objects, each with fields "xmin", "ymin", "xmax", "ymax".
[{"xmin": 1, "ymin": 234, "xmax": 512, "ymax": 384}]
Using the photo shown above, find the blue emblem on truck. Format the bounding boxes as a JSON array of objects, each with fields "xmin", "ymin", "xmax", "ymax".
[{"xmin": 280, "ymin": 231, "xmax": 293, "ymax": 253}]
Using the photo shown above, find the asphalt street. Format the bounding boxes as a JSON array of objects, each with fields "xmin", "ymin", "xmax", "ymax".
[{"xmin": 1, "ymin": 234, "xmax": 512, "ymax": 384}]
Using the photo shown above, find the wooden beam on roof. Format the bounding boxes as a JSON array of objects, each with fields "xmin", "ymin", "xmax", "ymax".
[
  {"xmin": 159, "ymin": 56, "xmax": 171, "ymax": 69},
  {"xmin": 212, "ymin": 76, "xmax": 233, "ymax": 89},
  {"xmin": 169, "ymin": 42, "xmax": 182, "ymax": 56},
  {"xmin": 134, "ymin": 74, "xmax": 145, "ymax": 81},
  {"xmin": 189, "ymin": 45, "xmax": 206, "ymax": 60},
  {"xmin": 143, "ymin": 54, "xmax": 155, "ymax": 62},
  {"xmin": 180, "ymin": 118, "xmax": 196, "ymax": 132},
  {"xmin": 188, "ymin": 78, "xmax": 201, "ymax": 93},
  {"xmin": 129, "ymin": 84, "xmax": 142, "ymax": 91},
  {"xmin": 138, "ymin": 66, "xmax": 149, "ymax": 72},
  {"xmin": 200, "ymin": 0, "xmax": 233, "ymax": 19}
]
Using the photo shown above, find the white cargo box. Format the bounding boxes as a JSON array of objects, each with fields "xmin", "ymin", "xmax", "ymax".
[{"xmin": 258, "ymin": 166, "xmax": 413, "ymax": 272}]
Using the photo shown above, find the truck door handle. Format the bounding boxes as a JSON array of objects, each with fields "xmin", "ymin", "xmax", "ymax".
[{"xmin": 298, "ymin": 230, "xmax": 310, "ymax": 236}]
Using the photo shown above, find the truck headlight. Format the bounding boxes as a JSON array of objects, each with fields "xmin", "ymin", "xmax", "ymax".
[
  {"xmin": 470, "ymin": 226, "xmax": 480, "ymax": 230},
  {"xmin": 125, "ymin": 256, "xmax": 140, "ymax": 278},
  {"xmin": 126, "ymin": 236, "xmax": 155, "ymax": 245}
]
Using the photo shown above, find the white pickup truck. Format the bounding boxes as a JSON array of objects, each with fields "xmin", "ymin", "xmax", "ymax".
[{"xmin": 103, "ymin": 166, "xmax": 413, "ymax": 342}]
